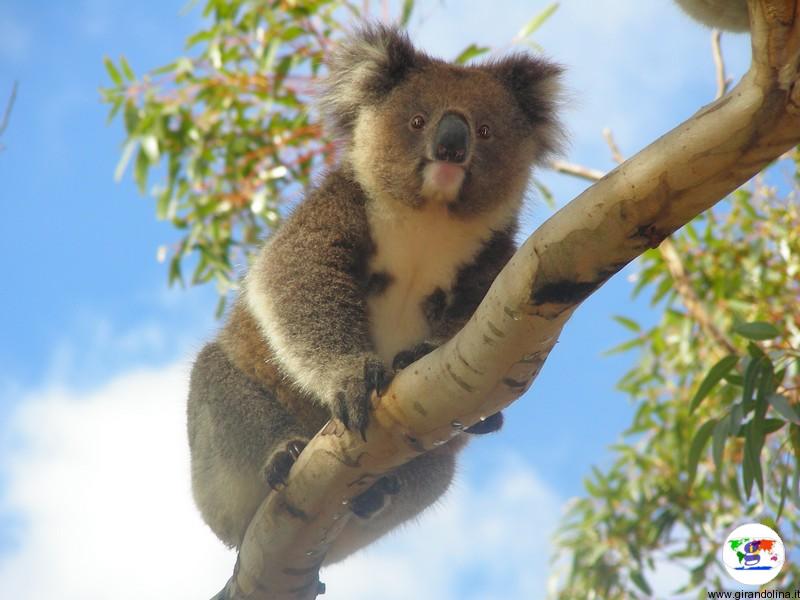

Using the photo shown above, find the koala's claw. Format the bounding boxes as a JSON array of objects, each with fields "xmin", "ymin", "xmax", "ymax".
[
  {"xmin": 287, "ymin": 439, "xmax": 307, "ymax": 460},
  {"xmin": 392, "ymin": 341, "xmax": 439, "ymax": 371},
  {"xmin": 350, "ymin": 475, "xmax": 401, "ymax": 518},
  {"xmin": 464, "ymin": 411, "xmax": 504, "ymax": 434},
  {"xmin": 335, "ymin": 358, "xmax": 392, "ymax": 439},
  {"xmin": 265, "ymin": 439, "xmax": 308, "ymax": 490}
]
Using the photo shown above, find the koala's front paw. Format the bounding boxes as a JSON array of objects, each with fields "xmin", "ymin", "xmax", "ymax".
[
  {"xmin": 392, "ymin": 341, "xmax": 439, "ymax": 371},
  {"xmin": 334, "ymin": 358, "xmax": 392, "ymax": 438},
  {"xmin": 264, "ymin": 439, "xmax": 308, "ymax": 490},
  {"xmin": 464, "ymin": 411, "xmax": 504, "ymax": 434},
  {"xmin": 350, "ymin": 475, "xmax": 401, "ymax": 519}
]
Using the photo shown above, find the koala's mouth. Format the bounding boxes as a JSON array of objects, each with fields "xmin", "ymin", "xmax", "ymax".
[{"xmin": 419, "ymin": 160, "xmax": 466, "ymax": 205}]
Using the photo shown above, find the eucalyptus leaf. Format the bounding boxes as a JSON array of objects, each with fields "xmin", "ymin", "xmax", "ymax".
[
  {"xmin": 690, "ymin": 355, "xmax": 738, "ymax": 413},
  {"xmin": 630, "ymin": 570, "xmax": 652, "ymax": 595},
  {"xmin": 454, "ymin": 43, "xmax": 490, "ymax": 65},
  {"xmin": 734, "ymin": 321, "xmax": 780, "ymax": 340},
  {"xmin": 103, "ymin": 56, "xmax": 123, "ymax": 86},
  {"xmin": 400, "ymin": 0, "xmax": 414, "ymax": 26},
  {"xmin": 768, "ymin": 393, "xmax": 800, "ymax": 424},
  {"xmin": 687, "ymin": 418, "xmax": 717, "ymax": 487},
  {"xmin": 516, "ymin": 2, "xmax": 559, "ymax": 40}
]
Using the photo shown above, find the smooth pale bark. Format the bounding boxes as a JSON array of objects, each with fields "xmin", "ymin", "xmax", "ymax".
[{"xmin": 214, "ymin": 1, "xmax": 800, "ymax": 598}]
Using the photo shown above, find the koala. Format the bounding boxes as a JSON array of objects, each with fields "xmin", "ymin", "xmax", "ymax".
[
  {"xmin": 674, "ymin": 0, "xmax": 750, "ymax": 31},
  {"xmin": 187, "ymin": 24, "xmax": 563, "ymax": 565}
]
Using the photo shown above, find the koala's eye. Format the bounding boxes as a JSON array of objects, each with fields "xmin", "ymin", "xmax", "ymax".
[
  {"xmin": 410, "ymin": 115, "xmax": 426, "ymax": 130},
  {"xmin": 477, "ymin": 125, "xmax": 491, "ymax": 139}
]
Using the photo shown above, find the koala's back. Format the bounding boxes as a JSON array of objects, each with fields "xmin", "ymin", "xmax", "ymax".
[{"xmin": 188, "ymin": 304, "xmax": 329, "ymax": 548}]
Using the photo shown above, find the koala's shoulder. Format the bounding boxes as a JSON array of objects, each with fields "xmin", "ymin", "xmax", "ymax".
[{"xmin": 276, "ymin": 169, "xmax": 372, "ymax": 244}]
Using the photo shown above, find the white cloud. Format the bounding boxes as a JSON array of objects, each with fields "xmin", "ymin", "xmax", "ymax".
[
  {"xmin": 0, "ymin": 362, "xmax": 235, "ymax": 600},
  {"xmin": 0, "ymin": 360, "xmax": 562, "ymax": 600},
  {"xmin": 323, "ymin": 456, "xmax": 562, "ymax": 600}
]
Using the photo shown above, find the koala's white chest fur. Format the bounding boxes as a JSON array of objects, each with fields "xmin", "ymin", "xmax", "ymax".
[{"xmin": 366, "ymin": 202, "xmax": 510, "ymax": 366}]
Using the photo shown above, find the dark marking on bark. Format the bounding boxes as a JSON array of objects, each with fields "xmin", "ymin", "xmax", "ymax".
[
  {"xmin": 413, "ymin": 401, "xmax": 428, "ymax": 416},
  {"xmin": 502, "ymin": 377, "xmax": 529, "ymax": 389},
  {"xmin": 283, "ymin": 560, "xmax": 324, "ymax": 577},
  {"xmin": 278, "ymin": 497, "xmax": 310, "ymax": 522},
  {"xmin": 446, "ymin": 362, "xmax": 475, "ymax": 392},
  {"xmin": 531, "ymin": 280, "xmax": 600, "ymax": 305},
  {"xmin": 482, "ymin": 334, "xmax": 496, "ymax": 346},
  {"xmin": 634, "ymin": 223, "xmax": 668, "ymax": 249},
  {"xmin": 405, "ymin": 434, "xmax": 425, "ymax": 452},
  {"xmin": 348, "ymin": 473, "xmax": 379, "ymax": 489},
  {"xmin": 696, "ymin": 93, "xmax": 733, "ymax": 118},
  {"xmin": 504, "ymin": 305, "xmax": 521, "ymax": 320},
  {"xmin": 456, "ymin": 342, "xmax": 483, "ymax": 375},
  {"xmin": 518, "ymin": 351, "xmax": 543, "ymax": 364},
  {"xmin": 487, "ymin": 320, "xmax": 505, "ymax": 338}
]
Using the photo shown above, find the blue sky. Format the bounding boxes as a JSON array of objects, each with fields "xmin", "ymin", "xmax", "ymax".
[{"xmin": 0, "ymin": 1, "xmax": 754, "ymax": 598}]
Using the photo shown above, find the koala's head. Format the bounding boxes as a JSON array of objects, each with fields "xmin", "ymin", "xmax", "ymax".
[{"xmin": 318, "ymin": 24, "xmax": 564, "ymax": 218}]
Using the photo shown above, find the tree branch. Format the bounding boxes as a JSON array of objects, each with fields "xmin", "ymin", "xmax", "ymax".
[
  {"xmin": 0, "ymin": 81, "xmax": 19, "ymax": 152},
  {"xmin": 216, "ymin": 1, "xmax": 800, "ymax": 597},
  {"xmin": 711, "ymin": 30, "xmax": 731, "ymax": 99},
  {"xmin": 549, "ymin": 158, "xmax": 606, "ymax": 182},
  {"xmin": 560, "ymin": 134, "xmax": 740, "ymax": 356}
]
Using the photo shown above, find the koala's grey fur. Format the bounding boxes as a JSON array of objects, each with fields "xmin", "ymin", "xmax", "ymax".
[
  {"xmin": 187, "ymin": 24, "xmax": 563, "ymax": 564},
  {"xmin": 674, "ymin": 0, "xmax": 750, "ymax": 31}
]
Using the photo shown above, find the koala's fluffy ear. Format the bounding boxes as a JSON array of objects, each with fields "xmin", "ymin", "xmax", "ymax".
[
  {"xmin": 318, "ymin": 23, "xmax": 427, "ymax": 137},
  {"xmin": 485, "ymin": 54, "xmax": 565, "ymax": 157}
]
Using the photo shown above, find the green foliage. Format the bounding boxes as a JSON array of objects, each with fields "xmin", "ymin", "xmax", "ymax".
[
  {"xmin": 101, "ymin": 0, "xmax": 365, "ymax": 314},
  {"xmin": 552, "ymin": 181, "xmax": 800, "ymax": 597},
  {"xmin": 100, "ymin": 0, "xmax": 558, "ymax": 316}
]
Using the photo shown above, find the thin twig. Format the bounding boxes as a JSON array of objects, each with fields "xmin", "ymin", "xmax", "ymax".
[
  {"xmin": 0, "ymin": 80, "xmax": 19, "ymax": 144},
  {"xmin": 602, "ymin": 127, "xmax": 624, "ymax": 164},
  {"xmin": 711, "ymin": 29, "xmax": 730, "ymax": 100},
  {"xmin": 659, "ymin": 238, "xmax": 738, "ymax": 354},
  {"xmin": 549, "ymin": 159, "xmax": 606, "ymax": 182}
]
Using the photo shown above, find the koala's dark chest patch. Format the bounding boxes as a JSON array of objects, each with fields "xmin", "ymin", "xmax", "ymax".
[{"xmin": 364, "ymin": 204, "xmax": 503, "ymax": 365}]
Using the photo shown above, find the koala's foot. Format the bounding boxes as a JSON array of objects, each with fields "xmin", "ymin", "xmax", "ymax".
[
  {"xmin": 464, "ymin": 411, "xmax": 504, "ymax": 434},
  {"xmin": 264, "ymin": 439, "xmax": 308, "ymax": 490},
  {"xmin": 392, "ymin": 341, "xmax": 439, "ymax": 371},
  {"xmin": 349, "ymin": 475, "xmax": 401, "ymax": 519},
  {"xmin": 334, "ymin": 358, "xmax": 392, "ymax": 439}
]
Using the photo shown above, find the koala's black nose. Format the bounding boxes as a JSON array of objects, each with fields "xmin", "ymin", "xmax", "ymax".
[{"xmin": 433, "ymin": 113, "xmax": 470, "ymax": 164}]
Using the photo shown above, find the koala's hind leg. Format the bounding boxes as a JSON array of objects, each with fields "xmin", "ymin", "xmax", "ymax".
[
  {"xmin": 349, "ymin": 474, "xmax": 402, "ymax": 518},
  {"xmin": 187, "ymin": 342, "xmax": 311, "ymax": 549},
  {"xmin": 264, "ymin": 439, "xmax": 308, "ymax": 490},
  {"xmin": 324, "ymin": 435, "xmax": 468, "ymax": 565}
]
